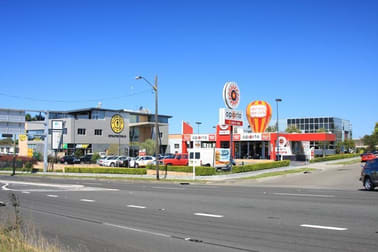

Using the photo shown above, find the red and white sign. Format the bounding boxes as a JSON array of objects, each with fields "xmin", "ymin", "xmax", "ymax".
[
  {"xmin": 240, "ymin": 133, "xmax": 270, "ymax": 141},
  {"xmin": 223, "ymin": 82, "xmax": 240, "ymax": 109},
  {"xmin": 219, "ymin": 108, "xmax": 243, "ymax": 126}
]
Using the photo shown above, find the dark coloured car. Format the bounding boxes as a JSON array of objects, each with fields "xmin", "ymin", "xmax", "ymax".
[
  {"xmin": 60, "ymin": 155, "xmax": 80, "ymax": 165},
  {"xmin": 79, "ymin": 154, "xmax": 93, "ymax": 164},
  {"xmin": 360, "ymin": 158, "xmax": 378, "ymax": 191}
]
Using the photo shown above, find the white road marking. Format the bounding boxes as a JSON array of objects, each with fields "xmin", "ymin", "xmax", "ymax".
[
  {"xmin": 103, "ymin": 223, "xmax": 170, "ymax": 238},
  {"xmin": 47, "ymin": 195, "xmax": 59, "ymax": 198},
  {"xmin": 300, "ymin": 224, "xmax": 348, "ymax": 231},
  {"xmin": 80, "ymin": 199, "xmax": 95, "ymax": 202},
  {"xmin": 194, "ymin": 213, "xmax": 224, "ymax": 218},
  {"xmin": 274, "ymin": 193, "xmax": 335, "ymax": 198},
  {"xmin": 127, "ymin": 205, "xmax": 146, "ymax": 209},
  {"xmin": 0, "ymin": 180, "xmax": 118, "ymax": 192},
  {"xmin": 1, "ymin": 184, "xmax": 9, "ymax": 191}
]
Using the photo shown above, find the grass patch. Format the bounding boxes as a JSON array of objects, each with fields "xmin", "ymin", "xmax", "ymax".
[
  {"xmin": 309, "ymin": 153, "xmax": 360, "ymax": 163},
  {"xmin": 64, "ymin": 167, "xmax": 147, "ymax": 175},
  {"xmin": 240, "ymin": 168, "xmax": 317, "ymax": 180},
  {"xmin": 327, "ymin": 159, "xmax": 360, "ymax": 165}
]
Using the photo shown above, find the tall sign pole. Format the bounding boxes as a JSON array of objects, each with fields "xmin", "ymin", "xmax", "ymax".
[
  {"xmin": 43, "ymin": 111, "xmax": 49, "ymax": 172},
  {"xmin": 222, "ymin": 82, "xmax": 241, "ymax": 168}
]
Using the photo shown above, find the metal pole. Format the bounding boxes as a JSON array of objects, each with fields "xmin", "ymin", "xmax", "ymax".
[
  {"xmin": 155, "ymin": 75, "xmax": 159, "ymax": 180},
  {"xmin": 11, "ymin": 134, "xmax": 16, "ymax": 176},
  {"xmin": 43, "ymin": 111, "xmax": 49, "ymax": 172}
]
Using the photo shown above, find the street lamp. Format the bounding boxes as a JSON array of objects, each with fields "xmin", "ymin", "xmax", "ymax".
[
  {"xmin": 275, "ymin": 98, "xmax": 282, "ymax": 161},
  {"xmin": 136, "ymin": 75, "xmax": 160, "ymax": 180},
  {"xmin": 195, "ymin": 121, "xmax": 202, "ymax": 135}
]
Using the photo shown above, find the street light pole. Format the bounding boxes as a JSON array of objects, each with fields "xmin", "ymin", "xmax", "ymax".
[
  {"xmin": 195, "ymin": 121, "xmax": 202, "ymax": 135},
  {"xmin": 136, "ymin": 75, "xmax": 160, "ymax": 180},
  {"xmin": 275, "ymin": 98, "xmax": 282, "ymax": 161}
]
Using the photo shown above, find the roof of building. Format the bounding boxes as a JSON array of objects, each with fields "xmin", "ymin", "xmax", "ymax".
[{"xmin": 49, "ymin": 108, "xmax": 172, "ymax": 118}]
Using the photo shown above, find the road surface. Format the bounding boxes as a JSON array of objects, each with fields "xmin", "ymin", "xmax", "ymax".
[{"xmin": 0, "ymin": 162, "xmax": 377, "ymax": 252}]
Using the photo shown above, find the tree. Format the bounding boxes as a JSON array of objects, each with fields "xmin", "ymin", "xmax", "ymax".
[
  {"xmin": 265, "ymin": 125, "xmax": 277, "ymax": 132},
  {"xmin": 107, "ymin": 144, "xmax": 119, "ymax": 155},
  {"xmin": 285, "ymin": 125, "xmax": 301, "ymax": 133},
  {"xmin": 25, "ymin": 113, "xmax": 32, "ymax": 121},
  {"xmin": 140, "ymin": 139, "xmax": 156, "ymax": 155},
  {"xmin": 362, "ymin": 123, "xmax": 378, "ymax": 151},
  {"xmin": 74, "ymin": 149, "xmax": 84, "ymax": 158}
]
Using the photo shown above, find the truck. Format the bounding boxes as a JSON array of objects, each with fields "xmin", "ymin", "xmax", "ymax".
[
  {"xmin": 162, "ymin": 153, "xmax": 188, "ymax": 166},
  {"xmin": 187, "ymin": 148, "xmax": 230, "ymax": 168}
]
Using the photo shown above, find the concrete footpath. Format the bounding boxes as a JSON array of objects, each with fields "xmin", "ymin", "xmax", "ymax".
[{"xmin": 0, "ymin": 158, "xmax": 359, "ymax": 181}]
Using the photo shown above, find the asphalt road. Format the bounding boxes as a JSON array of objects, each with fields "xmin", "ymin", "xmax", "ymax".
[{"xmin": 0, "ymin": 162, "xmax": 377, "ymax": 252}]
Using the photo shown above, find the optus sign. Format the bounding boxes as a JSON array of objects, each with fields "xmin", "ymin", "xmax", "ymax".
[{"xmin": 246, "ymin": 101, "xmax": 272, "ymax": 133}]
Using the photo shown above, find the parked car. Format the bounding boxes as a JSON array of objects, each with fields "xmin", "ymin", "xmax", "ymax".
[
  {"xmin": 79, "ymin": 154, "xmax": 93, "ymax": 164},
  {"xmin": 163, "ymin": 153, "xmax": 188, "ymax": 166},
  {"xmin": 360, "ymin": 158, "xmax": 378, "ymax": 190},
  {"xmin": 134, "ymin": 156, "xmax": 156, "ymax": 167},
  {"xmin": 103, "ymin": 156, "xmax": 130, "ymax": 167},
  {"xmin": 60, "ymin": 155, "xmax": 80, "ymax": 165},
  {"xmin": 361, "ymin": 152, "xmax": 377, "ymax": 162},
  {"xmin": 97, "ymin": 156, "xmax": 115, "ymax": 166}
]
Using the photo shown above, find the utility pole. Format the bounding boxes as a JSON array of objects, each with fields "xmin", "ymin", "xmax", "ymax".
[{"xmin": 11, "ymin": 134, "xmax": 16, "ymax": 176}]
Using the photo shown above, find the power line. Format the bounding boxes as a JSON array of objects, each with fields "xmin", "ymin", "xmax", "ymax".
[{"xmin": 0, "ymin": 89, "xmax": 153, "ymax": 103}]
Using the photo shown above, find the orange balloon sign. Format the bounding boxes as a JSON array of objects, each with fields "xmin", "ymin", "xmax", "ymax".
[{"xmin": 246, "ymin": 101, "xmax": 272, "ymax": 133}]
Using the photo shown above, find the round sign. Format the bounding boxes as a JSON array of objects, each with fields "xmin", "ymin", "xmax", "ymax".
[
  {"xmin": 110, "ymin": 114, "xmax": 124, "ymax": 134},
  {"xmin": 223, "ymin": 82, "xmax": 240, "ymax": 109}
]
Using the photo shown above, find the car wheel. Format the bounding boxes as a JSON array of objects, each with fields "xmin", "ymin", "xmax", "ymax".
[{"xmin": 364, "ymin": 177, "xmax": 374, "ymax": 191}]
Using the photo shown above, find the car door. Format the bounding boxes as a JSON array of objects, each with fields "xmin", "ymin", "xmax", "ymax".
[{"xmin": 371, "ymin": 159, "xmax": 378, "ymax": 183}]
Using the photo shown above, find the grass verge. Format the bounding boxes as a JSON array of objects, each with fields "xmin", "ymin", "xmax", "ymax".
[
  {"xmin": 239, "ymin": 168, "xmax": 317, "ymax": 180},
  {"xmin": 327, "ymin": 159, "xmax": 361, "ymax": 165}
]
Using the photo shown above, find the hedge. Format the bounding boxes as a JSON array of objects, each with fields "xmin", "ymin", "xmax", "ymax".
[
  {"xmin": 309, "ymin": 153, "xmax": 360, "ymax": 163},
  {"xmin": 64, "ymin": 167, "xmax": 147, "ymax": 175},
  {"xmin": 147, "ymin": 165, "xmax": 216, "ymax": 176},
  {"xmin": 229, "ymin": 160, "xmax": 290, "ymax": 174}
]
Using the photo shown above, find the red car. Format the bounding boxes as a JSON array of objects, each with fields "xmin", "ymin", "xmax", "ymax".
[
  {"xmin": 361, "ymin": 152, "xmax": 378, "ymax": 162},
  {"xmin": 163, "ymin": 153, "xmax": 188, "ymax": 166}
]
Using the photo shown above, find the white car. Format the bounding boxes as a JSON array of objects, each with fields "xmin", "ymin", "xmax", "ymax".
[
  {"xmin": 97, "ymin": 156, "xmax": 115, "ymax": 166},
  {"xmin": 131, "ymin": 156, "xmax": 156, "ymax": 167}
]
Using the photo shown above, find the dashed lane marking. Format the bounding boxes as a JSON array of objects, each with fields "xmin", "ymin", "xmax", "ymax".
[
  {"xmin": 300, "ymin": 224, "xmax": 348, "ymax": 231},
  {"xmin": 194, "ymin": 213, "xmax": 224, "ymax": 218}
]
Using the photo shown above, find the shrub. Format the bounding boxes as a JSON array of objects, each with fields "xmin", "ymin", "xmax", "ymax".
[
  {"xmin": 229, "ymin": 160, "xmax": 290, "ymax": 174},
  {"xmin": 24, "ymin": 161, "xmax": 33, "ymax": 169},
  {"xmin": 64, "ymin": 167, "xmax": 147, "ymax": 175},
  {"xmin": 309, "ymin": 153, "xmax": 360, "ymax": 163},
  {"xmin": 91, "ymin": 153, "xmax": 101, "ymax": 163}
]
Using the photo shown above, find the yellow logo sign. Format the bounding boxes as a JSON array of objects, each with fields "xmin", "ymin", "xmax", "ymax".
[{"xmin": 110, "ymin": 114, "xmax": 124, "ymax": 134}]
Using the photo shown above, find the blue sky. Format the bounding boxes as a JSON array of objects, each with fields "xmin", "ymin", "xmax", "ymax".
[{"xmin": 0, "ymin": 0, "xmax": 377, "ymax": 138}]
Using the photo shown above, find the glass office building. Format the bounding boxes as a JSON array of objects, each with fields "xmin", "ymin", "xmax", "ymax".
[{"xmin": 286, "ymin": 117, "xmax": 352, "ymax": 153}]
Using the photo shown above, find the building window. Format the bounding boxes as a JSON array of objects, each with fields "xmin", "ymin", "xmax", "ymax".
[
  {"xmin": 174, "ymin": 144, "xmax": 180, "ymax": 149},
  {"xmin": 94, "ymin": 129, "xmax": 102, "ymax": 136},
  {"xmin": 77, "ymin": 128, "xmax": 86, "ymax": 135}
]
